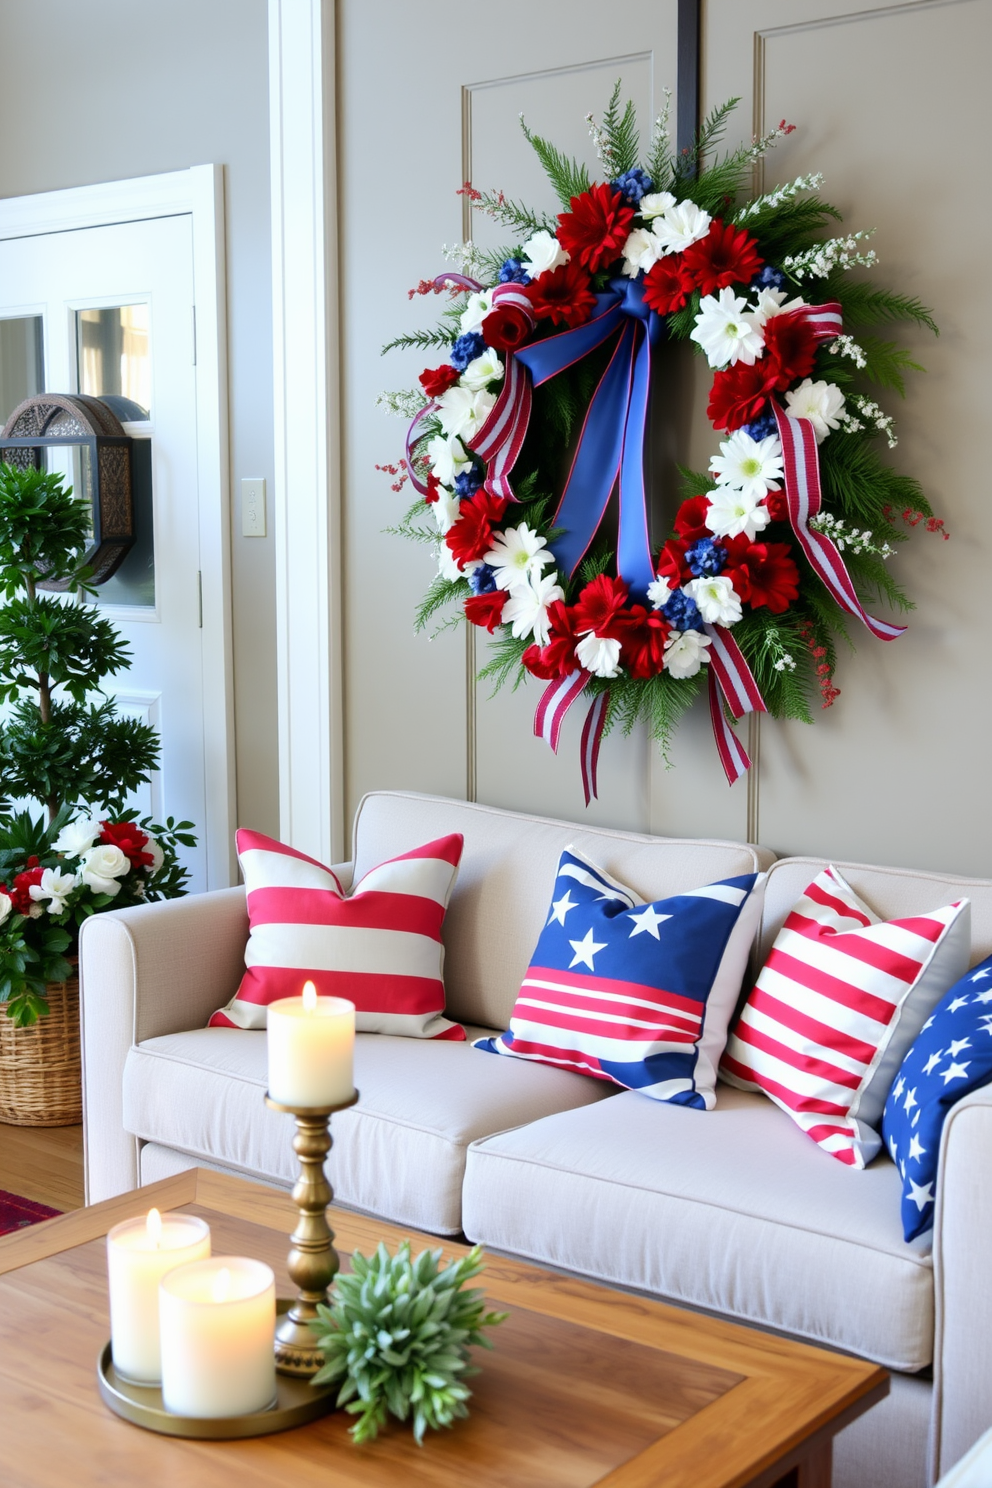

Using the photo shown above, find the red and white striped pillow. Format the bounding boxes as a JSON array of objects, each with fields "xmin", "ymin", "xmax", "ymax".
[
  {"xmin": 208, "ymin": 830, "xmax": 466, "ymax": 1040},
  {"xmin": 720, "ymin": 865, "xmax": 970, "ymax": 1166}
]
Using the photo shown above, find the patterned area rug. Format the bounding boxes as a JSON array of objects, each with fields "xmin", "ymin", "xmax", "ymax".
[{"xmin": 0, "ymin": 1188, "xmax": 61, "ymax": 1236}]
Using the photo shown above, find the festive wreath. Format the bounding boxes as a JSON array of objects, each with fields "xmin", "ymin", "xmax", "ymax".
[{"xmin": 379, "ymin": 90, "xmax": 943, "ymax": 799}]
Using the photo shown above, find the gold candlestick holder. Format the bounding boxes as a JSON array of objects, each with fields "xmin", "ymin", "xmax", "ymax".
[{"xmin": 264, "ymin": 1088, "xmax": 360, "ymax": 1377}]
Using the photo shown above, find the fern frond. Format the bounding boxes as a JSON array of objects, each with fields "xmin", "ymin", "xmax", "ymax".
[
  {"xmin": 381, "ymin": 326, "xmax": 453, "ymax": 356},
  {"xmin": 477, "ymin": 633, "xmax": 531, "ymax": 694},
  {"xmin": 472, "ymin": 190, "xmax": 554, "ymax": 238},
  {"xmin": 601, "ymin": 83, "xmax": 640, "ymax": 176},
  {"xmin": 645, "ymin": 90, "xmax": 674, "ymax": 191},
  {"xmin": 414, "ymin": 576, "xmax": 465, "ymax": 633},
  {"xmin": 825, "ymin": 333, "xmax": 924, "ymax": 397},
  {"xmin": 520, "ymin": 118, "xmax": 590, "ymax": 208},
  {"xmin": 830, "ymin": 281, "xmax": 938, "ymax": 336}
]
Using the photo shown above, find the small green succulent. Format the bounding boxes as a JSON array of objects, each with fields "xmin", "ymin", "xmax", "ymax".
[{"xmin": 309, "ymin": 1240, "xmax": 507, "ymax": 1445}]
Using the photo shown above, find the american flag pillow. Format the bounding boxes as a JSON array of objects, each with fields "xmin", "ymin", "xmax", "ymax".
[
  {"xmin": 475, "ymin": 848, "xmax": 765, "ymax": 1108},
  {"xmin": 720, "ymin": 866, "xmax": 971, "ymax": 1166},
  {"xmin": 208, "ymin": 830, "xmax": 466, "ymax": 1040}
]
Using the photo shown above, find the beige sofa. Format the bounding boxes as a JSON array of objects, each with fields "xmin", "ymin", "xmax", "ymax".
[{"xmin": 79, "ymin": 790, "xmax": 992, "ymax": 1488}]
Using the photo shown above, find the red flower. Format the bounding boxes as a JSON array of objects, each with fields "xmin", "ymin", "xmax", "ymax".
[
  {"xmin": 642, "ymin": 254, "xmax": 695, "ymax": 315},
  {"xmin": 522, "ymin": 601, "xmax": 580, "ymax": 679},
  {"xmin": 619, "ymin": 606, "xmax": 671, "ymax": 680},
  {"xmin": 556, "ymin": 183, "xmax": 635, "ymax": 274},
  {"xmin": 481, "ymin": 302, "xmax": 534, "ymax": 352},
  {"xmin": 7, "ymin": 865, "xmax": 44, "ymax": 916},
  {"xmin": 708, "ymin": 360, "xmax": 781, "ymax": 432},
  {"xmin": 425, "ymin": 471, "xmax": 441, "ymax": 505},
  {"xmin": 571, "ymin": 573, "xmax": 630, "ymax": 639},
  {"xmin": 464, "ymin": 591, "xmax": 507, "ymax": 633},
  {"xmin": 525, "ymin": 262, "xmax": 597, "ymax": 328},
  {"xmin": 445, "ymin": 493, "xmax": 507, "ymax": 568},
  {"xmin": 418, "ymin": 364, "xmax": 460, "ymax": 399},
  {"xmin": 680, "ymin": 219, "xmax": 763, "ymax": 297},
  {"xmin": 101, "ymin": 820, "xmax": 153, "ymax": 870},
  {"xmin": 656, "ymin": 538, "xmax": 693, "ymax": 588},
  {"xmin": 674, "ymin": 496, "xmax": 712, "ymax": 546},
  {"xmin": 764, "ymin": 487, "xmax": 789, "ymax": 523},
  {"xmin": 762, "ymin": 310, "xmax": 818, "ymax": 390},
  {"xmin": 724, "ymin": 539, "xmax": 800, "ymax": 614}
]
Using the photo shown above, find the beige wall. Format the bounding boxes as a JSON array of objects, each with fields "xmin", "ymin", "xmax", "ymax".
[{"xmin": 0, "ymin": 0, "xmax": 279, "ymax": 839}]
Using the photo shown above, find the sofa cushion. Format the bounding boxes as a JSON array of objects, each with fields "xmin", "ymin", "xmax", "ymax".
[
  {"xmin": 122, "ymin": 1028, "xmax": 612, "ymax": 1235},
  {"xmin": 462, "ymin": 1082, "xmax": 934, "ymax": 1371}
]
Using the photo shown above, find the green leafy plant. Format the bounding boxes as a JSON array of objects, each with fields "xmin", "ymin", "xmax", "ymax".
[{"xmin": 310, "ymin": 1241, "xmax": 507, "ymax": 1445}]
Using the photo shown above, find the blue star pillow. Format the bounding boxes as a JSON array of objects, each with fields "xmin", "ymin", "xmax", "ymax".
[
  {"xmin": 474, "ymin": 847, "xmax": 765, "ymax": 1108},
  {"xmin": 881, "ymin": 954, "xmax": 992, "ymax": 1241}
]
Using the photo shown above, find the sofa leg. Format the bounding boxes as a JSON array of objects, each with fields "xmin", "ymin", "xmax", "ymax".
[{"xmin": 754, "ymin": 1441, "xmax": 832, "ymax": 1488}]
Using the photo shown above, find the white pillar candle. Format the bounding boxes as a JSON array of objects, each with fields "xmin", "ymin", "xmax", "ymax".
[
  {"xmin": 159, "ymin": 1256, "xmax": 276, "ymax": 1418},
  {"xmin": 267, "ymin": 981, "xmax": 355, "ymax": 1106},
  {"xmin": 106, "ymin": 1208, "xmax": 211, "ymax": 1383}
]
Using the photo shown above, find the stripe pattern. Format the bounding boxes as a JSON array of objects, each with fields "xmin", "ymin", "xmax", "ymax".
[
  {"xmin": 469, "ymin": 284, "xmax": 536, "ymax": 502},
  {"xmin": 704, "ymin": 623, "xmax": 767, "ymax": 785},
  {"xmin": 475, "ymin": 846, "xmax": 760, "ymax": 1107},
  {"xmin": 721, "ymin": 865, "xmax": 967, "ymax": 1166},
  {"xmin": 209, "ymin": 830, "xmax": 465, "ymax": 1040}
]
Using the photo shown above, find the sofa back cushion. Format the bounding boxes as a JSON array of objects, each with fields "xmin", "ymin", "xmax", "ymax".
[{"xmin": 351, "ymin": 792, "xmax": 774, "ymax": 1031}]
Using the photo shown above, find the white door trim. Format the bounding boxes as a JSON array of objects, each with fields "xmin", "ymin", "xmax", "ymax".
[
  {"xmin": 268, "ymin": 0, "xmax": 345, "ymax": 865},
  {"xmin": 0, "ymin": 166, "xmax": 236, "ymax": 887}
]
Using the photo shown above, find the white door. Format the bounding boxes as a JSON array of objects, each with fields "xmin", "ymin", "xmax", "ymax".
[{"xmin": 0, "ymin": 214, "xmax": 211, "ymax": 889}]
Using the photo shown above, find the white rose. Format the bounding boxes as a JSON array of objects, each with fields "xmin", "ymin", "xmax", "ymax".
[
  {"xmin": 78, "ymin": 843, "xmax": 130, "ymax": 896},
  {"xmin": 436, "ymin": 385, "xmax": 496, "ymax": 444},
  {"xmin": 575, "ymin": 632, "xmax": 622, "ymax": 678},
  {"xmin": 663, "ymin": 629, "xmax": 712, "ymax": 679},
  {"xmin": 652, "ymin": 200, "xmax": 712, "ymax": 255},
  {"xmin": 784, "ymin": 378, "xmax": 846, "ymax": 443},
  {"xmin": 52, "ymin": 817, "xmax": 101, "ymax": 858},
  {"xmin": 430, "ymin": 486, "xmax": 461, "ymax": 536},
  {"xmin": 29, "ymin": 867, "xmax": 77, "ymax": 917},
  {"xmin": 521, "ymin": 229, "xmax": 568, "ymax": 279},
  {"xmin": 459, "ymin": 289, "xmax": 495, "ymax": 336},
  {"xmin": 750, "ymin": 287, "xmax": 807, "ymax": 327},
  {"xmin": 638, "ymin": 191, "xmax": 676, "ymax": 221},
  {"xmin": 620, "ymin": 227, "xmax": 662, "ymax": 279},
  {"xmin": 459, "ymin": 348, "xmax": 504, "ymax": 392},
  {"xmin": 684, "ymin": 575, "xmax": 743, "ymax": 628},
  {"xmin": 143, "ymin": 833, "xmax": 165, "ymax": 874},
  {"xmin": 0, "ymin": 891, "xmax": 11, "ymax": 927}
]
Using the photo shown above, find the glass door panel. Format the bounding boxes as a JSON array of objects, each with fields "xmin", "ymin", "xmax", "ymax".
[{"xmin": 0, "ymin": 315, "xmax": 44, "ymax": 424}]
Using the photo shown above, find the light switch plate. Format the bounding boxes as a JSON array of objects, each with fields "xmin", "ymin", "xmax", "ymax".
[{"xmin": 241, "ymin": 478, "xmax": 266, "ymax": 537}]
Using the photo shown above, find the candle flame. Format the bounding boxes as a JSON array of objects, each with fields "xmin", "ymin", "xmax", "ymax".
[
  {"xmin": 211, "ymin": 1265, "xmax": 232, "ymax": 1303},
  {"xmin": 302, "ymin": 980, "xmax": 317, "ymax": 1013},
  {"xmin": 146, "ymin": 1207, "xmax": 162, "ymax": 1248}
]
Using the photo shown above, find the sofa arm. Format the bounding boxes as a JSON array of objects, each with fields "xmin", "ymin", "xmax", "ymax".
[
  {"xmin": 931, "ymin": 1085, "xmax": 992, "ymax": 1480},
  {"xmin": 79, "ymin": 886, "xmax": 249, "ymax": 1203}
]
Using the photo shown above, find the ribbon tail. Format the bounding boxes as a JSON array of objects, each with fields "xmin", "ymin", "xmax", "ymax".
[
  {"xmin": 404, "ymin": 401, "xmax": 436, "ymax": 496},
  {"xmin": 534, "ymin": 669, "xmax": 589, "ymax": 753},
  {"xmin": 773, "ymin": 404, "xmax": 906, "ymax": 641},
  {"xmin": 471, "ymin": 353, "xmax": 532, "ymax": 502},
  {"xmin": 433, "ymin": 272, "xmax": 483, "ymax": 293},
  {"xmin": 708, "ymin": 670, "xmax": 751, "ymax": 786},
  {"xmin": 616, "ymin": 320, "xmax": 659, "ymax": 602},
  {"xmin": 580, "ymin": 691, "xmax": 609, "ymax": 806},
  {"xmin": 704, "ymin": 624, "xmax": 767, "ymax": 717}
]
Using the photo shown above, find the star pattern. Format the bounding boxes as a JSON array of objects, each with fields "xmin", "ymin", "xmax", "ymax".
[
  {"xmin": 627, "ymin": 905, "xmax": 671, "ymax": 940},
  {"xmin": 947, "ymin": 1037, "xmax": 972, "ymax": 1058},
  {"xmin": 908, "ymin": 1133, "xmax": 926, "ymax": 1162},
  {"xmin": 903, "ymin": 1085, "xmax": 918, "ymax": 1115},
  {"xmin": 548, "ymin": 890, "xmax": 578, "ymax": 926},
  {"xmin": 922, "ymin": 1050, "xmax": 943, "ymax": 1077},
  {"xmin": 568, "ymin": 928, "xmax": 608, "ymax": 971},
  {"xmin": 908, "ymin": 1178, "xmax": 934, "ymax": 1212},
  {"xmin": 941, "ymin": 1060, "xmax": 971, "ymax": 1084},
  {"xmin": 974, "ymin": 987, "xmax": 992, "ymax": 1005},
  {"xmin": 971, "ymin": 969, "xmax": 992, "ymax": 983},
  {"xmin": 948, "ymin": 995, "xmax": 970, "ymax": 1014}
]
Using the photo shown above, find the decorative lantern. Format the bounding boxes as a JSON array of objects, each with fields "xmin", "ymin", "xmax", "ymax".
[{"xmin": 0, "ymin": 392, "xmax": 136, "ymax": 588}]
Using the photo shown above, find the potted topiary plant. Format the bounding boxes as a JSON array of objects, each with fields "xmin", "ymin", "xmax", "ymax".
[{"xmin": 0, "ymin": 460, "xmax": 195, "ymax": 1124}]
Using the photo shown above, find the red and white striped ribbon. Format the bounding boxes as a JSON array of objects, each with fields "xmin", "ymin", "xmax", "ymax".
[
  {"xmin": 580, "ymin": 690, "xmax": 609, "ymax": 805},
  {"xmin": 470, "ymin": 285, "xmax": 536, "ymax": 501},
  {"xmin": 799, "ymin": 300, "xmax": 843, "ymax": 342},
  {"xmin": 703, "ymin": 624, "xmax": 766, "ymax": 786},
  {"xmin": 534, "ymin": 668, "xmax": 589, "ymax": 753},
  {"xmin": 708, "ymin": 671, "xmax": 752, "ymax": 785},
  {"xmin": 773, "ymin": 403, "xmax": 906, "ymax": 641}
]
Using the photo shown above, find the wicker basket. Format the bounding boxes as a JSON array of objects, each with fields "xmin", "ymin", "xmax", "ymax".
[{"xmin": 0, "ymin": 973, "xmax": 82, "ymax": 1126}]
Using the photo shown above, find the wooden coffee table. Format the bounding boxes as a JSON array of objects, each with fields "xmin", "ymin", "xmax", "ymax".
[{"xmin": 0, "ymin": 1168, "xmax": 886, "ymax": 1487}]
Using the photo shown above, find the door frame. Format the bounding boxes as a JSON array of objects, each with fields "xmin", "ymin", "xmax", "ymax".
[{"xmin": 0, "ymin": 166, "xmax": 235, "ymax": 887}]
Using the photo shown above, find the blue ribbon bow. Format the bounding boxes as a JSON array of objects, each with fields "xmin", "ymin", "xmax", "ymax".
[{"xmin": 514, "ymin": 277, "xmax": 665, "ymax": 603}]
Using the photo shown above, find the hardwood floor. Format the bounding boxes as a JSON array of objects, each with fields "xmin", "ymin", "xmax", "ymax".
[{"xmin": 0, "ymin": 1122, "xmax": 84, "ymax": 1211}]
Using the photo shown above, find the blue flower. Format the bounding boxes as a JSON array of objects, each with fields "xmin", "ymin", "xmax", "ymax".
[
  {"xmin": 662, "ymin": 589, "xmax": 704, "ymax": 631},
  {"xmin": 752, "ymin": 264, "xmax": 786, "ymax": 291},
  {"xmin": 686, "ymin": 538, "xmax": 726, "ymax": 578},
  {"xmin": 450, "ymin": 332, "xmax": 486, "ymax": 371},
  {"xmin": 468, "ymin": 563, "xmax": 497, "ymax": 595},
  {"xmin": 742, "ymin": 410, "xmax": 779, "ymax": 441},
  {"xmin": 453, "ymin": 466, "xmax": 483, "ymax": 498},
  {"xmin": 610, "ymin": 168, "xmax": 654, "ymax": 205},
  {"xmin": 498, "ymin": 257, "xmax": 530, "ymax": 285}
]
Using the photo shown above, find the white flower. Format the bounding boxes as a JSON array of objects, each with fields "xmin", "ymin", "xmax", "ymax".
[
  {"xmin": 690, "ymin": 289, "xmax": 765, "ymax": 368},
  {"xmin": 663, "ymin": 629, "xmax": 712, "ymax": 679},
  {"xmin": 750, "ymin": 287, "xmax": 806, "ymax": 326},
  {"xmin": 638, "ymin": 191, "xmax": 676, "ymax": 221},
  {"xmin": 459, "ymin": 348, "xmax": 504, "ymax": 392},
  {"xmin": 785, "ymin": 378, "xmax": 846, "ymax": 443},
  {"xmin": 646, "ymin": 574, "xmax": 674, "ymax": 610},
  {"xmin": 575, "ymin": 631, "xmax": 622, "ymax": 678},
  {"xmin": 430, "ymin": 485, "xmax": 462, "ymax": 535},
  {"xmin": 501, "ymin": 571, "xmax": 564, "ymax": 645},
  {"xmin": 705, "ymin": 486, "xmax": 772, "ymax": 542},
  {"xmin": 459, "ymin": 289, "xmax": 495, "ymax": 336},
  {"xmin": 709, "ymin": 431, "xmax": 784, "ymax": 500},
  {"xmin": 521, "ymin": 229, "xmax": 568, "ymax": 279},
  {"xmin": 29, "ymin": 867, "xmax": 76, "ymax": 917},
  {"xmin": 484, "ymin": 523, "xmax": 554, "ymax": 591},
  {"xmin": 143, "ymin": 833, "xmax": 165, "ymax": 875},
  {"xmin": 0, "ymin": 891, "xmax": 11, "ymax": 927},
  {"xmin": 436, "ymin": 545, "xmax": 478, "ymax": 584},
  {"xmin": 436, "ymin": 385, "xmax": 496, "ymax": 444},
  {"xmin": 652, "ymin": 200, "xmax": 711, "ymax": 255},
  {"xmin": 427, "ymin": 434, "xmax": 472, "ymax": 489},
  {"xmin": 684, "ymin": 575, "xmax": 742, "ymax": 627},
  {"xmin": 53, "ymin": 816, "xmax": 101, "ymax": 859},
  {"xmin": 77, "ymin": 843, "xmax": 130, "ymax": 896},
  {"xmin": 621, "ymin": 227, "xmax": 662, "ymax": 278}
]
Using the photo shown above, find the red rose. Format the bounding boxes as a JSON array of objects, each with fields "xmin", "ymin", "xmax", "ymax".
[
  {"xmin": 674, "ymin": 496, "xmax": 712, "ymax": 546},
  {"xmin": 556, "ymin": 183, "xmax": 635, "ymax": 274},
  {"xmin": 762, "ymin": 310, "xmax": 818, "ymax": 390},
  {"xmin": 418, "ymin": 364, "xmax": 460, "ymax": 399},
  {"xmin": 708, "ymin": 361, "xmax": 781, "ymax": 432},
  {"xmin": 618, "ymin": 606, "xmax": 671, "ymax": 680},
  {"xmin": 101, "ymin": 820, "xmax": 153, "ymax": 870},
  {"xmin": 680, "ymin": 219, "xmax": 764, "ymax": 297},
  {"xmin": 723, "ymin": 538, "xmax": 800, "ymax": 614},
  {"xmin": 522, "ymin": 601, "xmax": 580, "ymax": 679},
  {"xmin": 8, "ymin": 865, "xmax": 44, "ymax": 916},
  {"xmin": 481, "ymin": 302, "xmax": 534, "ymax": 352},
  {"xmin": 445, "ymin": 492, "xmax": 508, "ymax": 568},
  {"xmin": 642, "ymin": 254, "xmax": 694, "ymax": 315},
  {"xmin": 571, "ymin": 573, "xmax": 630, "ymax": 639},
  {"xmin": 464, "ymin": 591, "xmax": 507, "ymax": 633},
  {"xmin": 656, "ymin": 538, "xmax": 693, "ymax": 587},
  {"xmin": 525, "ymin": 261, "xmax": 597, "ymax": 328},
  {"xmin": 764, "ymin": 487, "xmax": 789, "ymax": 523}
]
